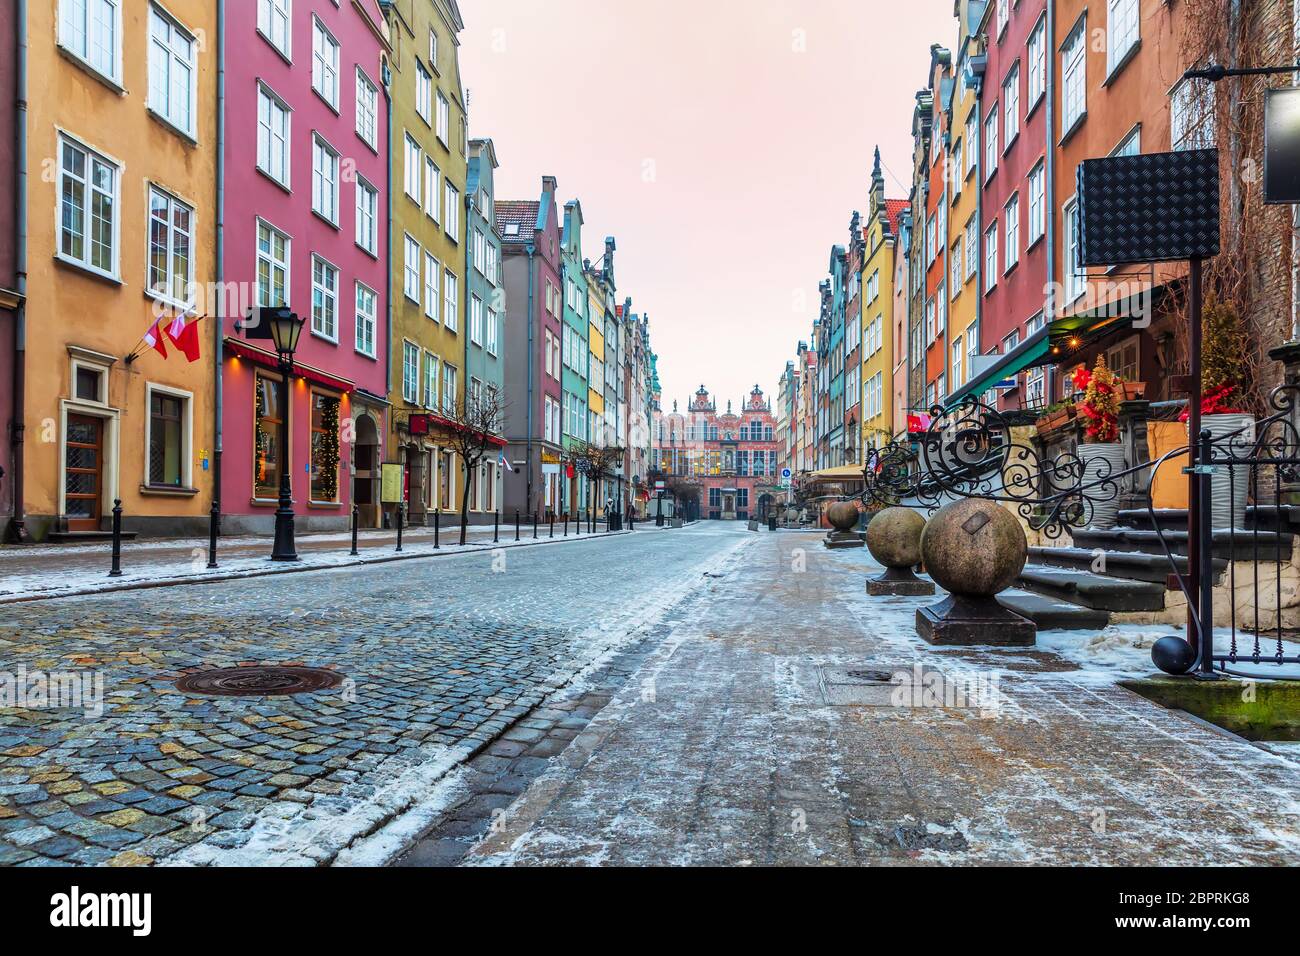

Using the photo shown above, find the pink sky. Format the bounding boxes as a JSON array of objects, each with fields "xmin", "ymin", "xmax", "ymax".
[{"xmin": 460, "ymin": 0, "xmax": 955, "ymax": 411}]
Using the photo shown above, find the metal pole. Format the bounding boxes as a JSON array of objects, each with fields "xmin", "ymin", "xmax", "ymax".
[
  {"xmin": 396, "ymin": 501, "xmax": 404, "ymax": 552},
  {"xmin": 207, "ymin": 500, "xmax": 219, "ymax": 568},
  {"xmin": 270, "ymin": 355, "xmax": 299, "ymax": 561},
  {"xmin": 549, "ymin": 514, "xmax": 554, "ymax": 538},
  {"xmin": 564, "ymin": 512, "xmax": 568, "ymax": 536},
  {"xmin": 434, "ymin": 507, "xmax": 440, "ymax": 549},
  {"xmin": 532, "ymin": 511, "xmax": 538, "ymax": 539},
  {"xmin": 515, "ymin": 509, "xmax": 520, "ymax": 541},
  {"xmin": 493, "ymin": 509, "xmax": 499, "ymax": 543},
  {"xmin": 108, "ymin": 499, "xmax": 123, "ymax": 577},
  {"xmin": 1197, "ymin": 427, "xmax": 1216, "ymax": 677},
  {"xmin": 1186, "ymin": 257, "xmax": 1203, "ymax": 655},
  {"xmin": 350, "ymin": 503, "xmax": 359, "ymax": 556}
]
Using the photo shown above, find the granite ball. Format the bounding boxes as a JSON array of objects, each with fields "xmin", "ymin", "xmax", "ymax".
[
  {"xmin": 825, "ymin": 500, "xmax": 860, "ymax": 532},
  {"xmin": 866, "ymin": 507, "xmax": 926, "ymax": 569},
  {"xmin": 919, "ymin": 499, "xmax": 1027, "ymax": 597}
]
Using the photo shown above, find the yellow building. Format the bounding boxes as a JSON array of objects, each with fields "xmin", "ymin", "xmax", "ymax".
[
  {"xmin": 860, "ymin": 150, "xmax": 903, "ymax": 452},
  {"xmin": 384, "ymin": 0, "xmax": 470, "ymax": 526},
  {"xmin": 18, "ymin": 0, "xmax": 217, "ymax": 540},
  {"xmin": 586, "ymin": 282, "xmax": 605, "ymax": 437},
  {"xmin": 945, "ymin": 6, "xmax": 983, "ymax": 398}
]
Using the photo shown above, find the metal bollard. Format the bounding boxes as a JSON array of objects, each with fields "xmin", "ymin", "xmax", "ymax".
[
  {"xmin": 515, "ymin": 510, "xmax": 520, "ymax": 541},
  {"xmin": 493, "ymin": 509, "xmax": 499, "ymax": 543},
  {"xmin": 207, "ymin": 500, "xmax": 220, "ymax": 568},
  {"xmin": 396, "ymin": 502, "xmax": 405, "ymax": 552},
  {"xmin": 108, "ymin": 499, "xmax": 123, "ymax": 577},
  {"xmin": 549, "ymin": 515, "xmax": 554, "ymax": 538},
  {"xmin": 350, "ymin": 503, "xmax": 360, "ymax": 556},
  {"xmin": 564, "ymin": 513, "xmax": 568, "ymax": 537},
  {"xmin": 532, "ymin": 511, "xmax": 538, "ymax": 539},
  {"xmin": 434, "ymin": 508, "xmax": 440, "ymax": 549}
]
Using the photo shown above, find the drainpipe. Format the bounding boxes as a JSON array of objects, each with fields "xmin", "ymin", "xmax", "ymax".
[
  {"xmin": 213, "ymin": 0, "xmax": 225, "ymax": 528},
  {"xmin": 382, "ymin": 66, "xmax": 393, "ymax": 402},
  {"xmin": 524, "ymin": 245, "xmax": 536, "ymax": 512},
  {"xmin": 8, "ymin": 0, "xmax": 29, "ymax": 542},
  {"xmin": 1044, "ymin": 0, "xmax": 1057, "ymax": 402}
]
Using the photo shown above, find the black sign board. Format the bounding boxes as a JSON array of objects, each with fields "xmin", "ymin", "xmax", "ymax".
[
  {"xmin": 241, "ymin": 305, "xmax": 293, "ymax": 340},
  {"xmin": 1077, "ymin": 149, "xmax": 1220, "ymax": 266},
  {"xmin": 1264, "ymin": 87, "xmax": 1300, "ymax": 204}
]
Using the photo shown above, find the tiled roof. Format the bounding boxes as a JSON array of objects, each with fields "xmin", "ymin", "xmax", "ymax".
[
  {"xmin": 495, "ymin": 200, "xmax": 539, "ymax": 242},
  {"xmin": 885, "ymin": 199, "xmax": 909, "ymax": 236}
]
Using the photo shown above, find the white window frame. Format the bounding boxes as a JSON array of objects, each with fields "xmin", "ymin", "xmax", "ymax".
[
  {"xmin": 984, "ymin": 107, "xmax": 999, "ymax": 179},
  {"xmin": 443, "ymin": 269, "xmax": 459, "ymax": 331},
  {"xmin": 486, "ymin": 307, "xmax": 499, "ymax": 356},
  {"xmin": 1062, "ymin": 19, "xmax": 1087, "ymax": 134},
  {"xmin": 425, "ymin": 158, "xmax": 440, "ymax": 221},
  {"xmin": 311, "ymin": 16, "xmax": 340, "ymax": 110},
  {"xmin": 257, "ymin": 0, "xmax": 291, "ymax": 59},
  {"xmin": 403, "ymin": 233, "xmax": 420, "ymax": 302},
  {"xmin": 424, "ymin": 351, "xmax": 439, "ymax": 410},
  {"xmin": 1107, "ymin": 0, "xmax": 1140, "ymax": 77},
  {"xmin": 57, "ymin": 134, "xmax": 120, "ymax": 279},
  {"xmin": 1171, "ymin": 76, "xmax": 1216, "ymax": 151},
  {"xmin": 404, "ymin": 134, "xmax": 422, "ymax": 203},
  {"xmin": 256, "ymin": 83, "xmax": 291, "ymax": 188},
  {"xmin": 310, "ymin": 255, "xmax": 340, "ymax": 343},
  {"xmin": 984, "ymin": 222, "xmax": 998, "ymax": 292},
  {"xmin": 311, "ymin": 134, "xmax": 340, "ymax": 225},
  {"xmin": 964, "ymin": 216, "xmax": 978, "ymax": 280},
  {"xmin": 470, "ymin": 293, "xmax": 483, "ymax": 345},
  {"xmin": 147, "ymin": 4, "xmax": 197, "ymax": 139},
  {"xmin": 1063, "ymin": 197, "xmax": 1085, "ymax": 304},
  {"xmin": 424, "ymin": 252, "xmax": 439, "ymax": 320},
  {"xmin": 143, "ymin": 382, "xmax": 194, "ymax": 490},
  {"xmin": 1003, "ymin": 63, "xmax": 1020, "ymax": 149},
  {"xmin": 402, "ymin": 341, "xmax": 420, "ymax": 405},
  {"xmin": 1027, "ymin": 161, "xmax": 1045, "ymax": 244},
  {"xmin": 146, "ymin": 184, "xmax": 194, "ymax": 307},
  {"xmin": 355, "ymin": 281, "xmax": 377, "ymax": 358},
  {"xmin": 444, "ymin": 181, "xmax": 459, "ymax": 241},
  {"xmin": 355, "ymin": 176, "xmax": 378, "ymax": 255},
  {"xmin": 415, "ymin": 61, "xmax": 433, "ymax": 125},
  {"xmin": 255, "ymin": 219, "xmax": 290, "ymax": 307},
  {"xmin": 60, "ymin": 0, "xmax": 122, "ymax": 85},
  {"xmin": 1027, "ymin": 16, "xmax": 1047, "ymax": 108},
  {"xmin": 1004, "ymin": 193, "xmax": 1020, "ymax": 272},
  {"xmin": 355, "ymin": 68, "xmax": 379, "ymax": 150},
  {"xmin": 436, "ymin": 90, "xmax": 450, "ymax": 145}
]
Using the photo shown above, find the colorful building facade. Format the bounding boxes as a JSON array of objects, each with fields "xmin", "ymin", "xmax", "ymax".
[{"xmin": 861, "ymin": 151, "xmax": 906, "ymax": 449}]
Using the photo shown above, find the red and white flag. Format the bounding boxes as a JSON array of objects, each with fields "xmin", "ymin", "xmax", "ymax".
[
  {"xmin": 143, "ymin": 319, "xmax": 168, "ymax": 359},
  {"xmin": 165, "ymin": 315, "xmax": 201, "ymax": 363}
]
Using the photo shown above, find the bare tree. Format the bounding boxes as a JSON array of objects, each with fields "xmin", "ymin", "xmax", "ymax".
[
  {"xmin": 567, "ymin": 441, "xmax": 625, "ymax": 518},
  {"xmin": 440, "ymin": 384, "xmax": 508, "ymax": 545}
]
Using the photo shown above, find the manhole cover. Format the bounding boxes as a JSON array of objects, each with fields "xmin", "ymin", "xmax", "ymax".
[
  {"xmin": 175, "ymin": 666, "xmax": 344, "ymax": 697},
  {"xmin": 844, "ymin": 668, "xmax": 895, "ymax": 683}
]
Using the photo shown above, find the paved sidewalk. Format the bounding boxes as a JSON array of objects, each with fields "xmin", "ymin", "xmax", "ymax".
[{"xmin": 462, "ymin": 532, "xmax": 1300, "ymax": 865}]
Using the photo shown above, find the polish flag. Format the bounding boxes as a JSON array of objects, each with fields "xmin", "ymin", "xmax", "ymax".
[
  {"xmin": 166, "ymin": 315, "xmax": 202, "ymax": 363},
  {"xmin": 143, "ymin": 319, "xmax": 168, "ymax": 359}
]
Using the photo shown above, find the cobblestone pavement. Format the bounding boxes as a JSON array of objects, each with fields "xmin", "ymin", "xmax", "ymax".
[
  {"xmin": 460, "ymin": 532, "xmax": 1300, "ymax": 865},
  {"xmin": 0, "ymin": 523, "xmax": 745, "ymax": 866}
]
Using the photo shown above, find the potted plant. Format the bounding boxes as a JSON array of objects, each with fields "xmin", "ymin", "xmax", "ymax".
[
  {"xmin": 1180, "ymin": 296, "xmax": 1254, "ymax": 528},
  {"xmin": 1074, "ymin": 357, "xmax": 1126, "ymax": 529},
  {"xmin": 1034, "ymin": 399, "xmax": 1076, "ymax": 434}
]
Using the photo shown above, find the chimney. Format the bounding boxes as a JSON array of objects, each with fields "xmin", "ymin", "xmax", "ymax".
[{"xmin": 542, "ymin": 175, "xmax": 557, "ymax": 195}]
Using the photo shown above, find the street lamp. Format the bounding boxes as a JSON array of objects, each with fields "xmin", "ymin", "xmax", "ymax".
[{"xmin": 268, "ymin": 309, "xmax": 305, "ymax": 561}]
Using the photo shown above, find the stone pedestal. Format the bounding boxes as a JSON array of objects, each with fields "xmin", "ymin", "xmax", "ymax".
[
  {"xmin": 916, "ymin": 594, "xmax": 1035, "ymax": 646},
  {"xmin": 865, "ymin": 507, "xmax": 934, "ymax": 595},
  {"xmin": 823, "ymin": 500, "xmax": 863, "ymax": 549},
  {"xmin": 869, "ymin": 564, "xmax": 934, "ymax": 596}
]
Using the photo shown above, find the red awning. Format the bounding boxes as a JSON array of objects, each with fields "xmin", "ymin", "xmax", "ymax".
[
  {"xmin": 223, "ymin": 337, "xmax": 356, "ymax": 394},
  {"xmin": 408, "ymin": 411, "xmax": 508, "ymax": 446}
]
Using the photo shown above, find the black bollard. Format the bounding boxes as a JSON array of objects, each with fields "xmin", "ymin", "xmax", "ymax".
[
  {"xmin": 549, "ymin": 515, "xmax": 554, "ymax": 538},
  {"xmin": 396, "ymin": 502, "xmax": 404, "ymax": 552},
  {"xmin": 108, "ymin": 499, "xmax": 123, "ymax": 577},
  {"xmin": 434, "ymin": 508, "xmax": 440, "ymax": 549},
  {"xmin": 515, "ymin": 509, "xmax": 520, "ymax": 541},
  {"xmin": 494, "ymin": 509, "xmax": 499, "ymax": 544},
  {"xmin": 350, "ymin": 503, "xmax": 360, "ymax": 556},
  {"xmin": 564, "ymin": 513, "xmax": 568, "ymax": 537},
  {"xmin": 532, "ymin": 511, "xmax": 538, "ymax": 539},
  {"xmin": 207, "ymin": 499, "xmax": 220, "ymax": 568}
]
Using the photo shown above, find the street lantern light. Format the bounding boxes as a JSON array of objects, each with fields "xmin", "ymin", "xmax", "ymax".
[{"xmin": 269, "ymin": 310, "xmax": 306, "ymax": 562}]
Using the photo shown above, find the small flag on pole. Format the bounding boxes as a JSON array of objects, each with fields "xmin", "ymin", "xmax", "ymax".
[
  {"xmin": 143, "ymin": 319, "xmax": 168, "ymax": 359},
  {"xmin": 165, "ymin": 315, "xmax": 201, "ymax": 362}
]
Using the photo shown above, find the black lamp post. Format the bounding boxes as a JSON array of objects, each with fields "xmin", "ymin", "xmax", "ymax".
[{"xmin": 268, "ymin": 309, "xmax": 305, "ymax": 561}]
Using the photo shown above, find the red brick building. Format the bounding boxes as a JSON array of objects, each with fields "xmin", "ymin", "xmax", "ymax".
[{"xmin": 652, "ymin": 385, "xmax": 780, "ymax": 521}]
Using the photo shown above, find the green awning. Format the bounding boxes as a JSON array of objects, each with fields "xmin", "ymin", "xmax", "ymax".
[{"xmin": 946, "ymin": 325, "xmax": 1050, "ymax": 407}]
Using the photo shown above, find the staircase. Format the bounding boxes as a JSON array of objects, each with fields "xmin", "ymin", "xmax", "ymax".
[{"xmin": 1002, "ymin": 507, "xmax": 1295, "ymax": 631}]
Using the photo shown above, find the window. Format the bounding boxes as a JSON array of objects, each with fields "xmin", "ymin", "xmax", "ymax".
[
  {"xmin": 148, "ymin": 5, "xmax": 195, "ymax": 136},
  {"xmin": 148, "ymin": 388, "xmax": 187, "ymax": 487},
  {"xmin": 1107, "ymin": 0, "xmax": 1140, "ymax": 75},
  {"xmin": 1107, "ymin": 335, "xmax": 1139, "ymax": 383},
  {"xmin": 436, "ymin": 91, "xmax": 450, "ymax": 145},
  {"xmin": 404, "ymin": 134, "xmax": 422, "ymax": 202},
  {"xmin": 402, "ymin": 343, "xmax": 419, "ymax": 404},
  {"xmin": 543, "ymin": 397, "xmax": 556, "ymax": 442},
  {"xmin": 473, "ymin": 229, "xmax": 487, "ymax": 275},
  {"xmin": 995, "ymin": 0, "xmax": 1009, "ymax": 35},
  {"xmin": 355, "ymin": 282, "xmax": 376, "ymax": 357},
  {"xmin": 952, "ymin": 337, "xmax": 963, "ymax": 387},
  {"xmin": 1113, "ymin": 127, "xmax": 1142, "ymax": 157},
  {"xmin": 1004, "ymin": 194, "xmax": 1020, "ymax": 271},
  {"xmin": 1027, "ymin": 162, "xmax": 1045, "ymax": 244},
  {"xmin": 965, "ymin": 216, "xmax": 978, "ymax": 280},
  {"xmin": 423, "ymin": 352, "xmax": 439, "ymax": 409},
  {"xmin": 966, "ymin": 325, "xmax": 978, "ymax": 381},
  {"xmin": 310, "ymin": 256, "xmax": 339, "ymax": 341},
  {"xmin": 254, "ymin": 373, "xmax": 284, "ymax": 499},
  {"xmin": 925, "ymin": 297, "xmax": 936, "ymax": 343},
  {"xmin": 984, "ymin": 107, "xmax": 999, "ymax": 178},
  {"xmin": 256, "ymin": 221, "xmax": 289, "ymax": 306},
  {"xmin": 355, "ymin": 177, "xmax": 378, "ymax": 254},
  {"xmin": 470, "ymin": 294, "xmax": 483, "ymax": 345},
  {"xmin": 443, "ymin": 270, "xmax": 459, "ymax": 331},
  {"xmin": 964, "ymin": 114, "xmax": 978, "ymax": 176},
  {"xmin": 1027, "ymin": 17, "xmax": 1046, "ymax": 107},
  {"xmin": 486, "ymin": 308, "xmax": 499, "ymax": 356},
  {"xmin": 984, "ymin": 222, "xmax": 998, "ymax": 292},
  {"xmin": 256, "ymin": 85, "xmax": 290, "ymax": 186},
  {"xmin": 1003, "ymin": 64, "xmax": 1020, "ymax": 147},
  {"xmin": 1062, "ymin": 20, "xmax": 1086, "ymax": 133},
  {"xmin": 147, "ymin": 186, "xmax": 192, "ymax": 305},
  {"xmin": 310, "ymin": 393, "xmax": 341, "ymax": 502},
  {"xmin": 429, "ymin": 28, "xmax": 439, "ymax": 65},
  {"xmin": 356, "ymin": 69, "xmax": 378, "ymax": 149},
  {"xmin": 425, "ymin": 158, "xmax": 440, "ymax": 221},
  {"xmin": 1171, "ymin": 77, "xmax": 1216, "ymax": 150},
  {"xmin": 424, "ymin": 252, "xmax": 439, "ymax": 320},
  {"xmin": 444, "ymin": 181, "xmax": 459, "ymax": 240},
  {"xmin": 403, "ymin": 234, "xmax": 420, "ymax": 301},
  {"xmin": 60, "ymin": 0, "xmax": 120, "ymax": 82},
  {"xmin": 1063, "ymin": 198, "xmax": 1084, "ymax": 303},
  {"xmin": 442, "ymin": 364, "xmax": 457, "ymax": 416},
  {"xmin": 58, "ymin": 137, "xmax": 118, "ymax": 277},
  {"xmin": 257, "ymin": 0, "xmax": 290, "ymax": 57},
  {"xmin": 311, "ymin": 18, "xmax": 339, "ymax": 108},
  {"xmin": 951, "ymin": 241, "xmax": 963, "ymax": 294},
  {"xmin": 312, "ymin": 135, "xmax": 339, "ymax": 224},
  {"xmin": 416, "ymin": 62, "xmax": 433, "ymax": 124},
  {"xmin": 925, "ymin": 214, "xmax": 936, "ymax": 264}
]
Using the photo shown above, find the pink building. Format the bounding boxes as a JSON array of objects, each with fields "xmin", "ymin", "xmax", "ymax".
[{"xmin": 221, "ymin": 0, "xmax": 391, "ymax": 533}]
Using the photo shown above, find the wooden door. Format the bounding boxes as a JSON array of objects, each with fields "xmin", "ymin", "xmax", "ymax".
[{"xmin": 65, "ymin": 414, "xmax": 104, "ymax": 531}]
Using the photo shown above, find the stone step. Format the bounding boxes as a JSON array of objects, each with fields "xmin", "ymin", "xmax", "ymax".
[
  {"xmin": 997, "ymin": 591, "xmax": 1110, "ymax": 630},
  {"xmin": 1117, "ymin": 508, "xmax": 1189, "ymax": 532},
  {"xmin": 46, "ymin": 530, "xmax": 140, "ymax": 543},
  {"xmin": 1017, "ymin": 565, "xmax": 1167, "ymax": 611},
  {"xmin": 1071, "ymin": 527, "xmax": 1293, "ymax": 562},
  {"xmin": 1027, "ymin": 544, "xmax": 1225, "ymax": 584},
  {"xmin": 1245, "ymin": 504, "xmax": 1300, "ymax": 533}
]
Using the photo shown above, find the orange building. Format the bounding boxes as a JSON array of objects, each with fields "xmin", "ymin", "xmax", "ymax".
[{"xmin": 15, "ymin": 0, "xmax": 217, "ymax": 540}]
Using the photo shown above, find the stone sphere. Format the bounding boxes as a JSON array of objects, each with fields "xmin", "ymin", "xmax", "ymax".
[
  {"xmin": 920, "ymin": 499, "xmax": 1027, "ymax": 597},
  {"xmin": 866, "ymin": 507, "xmax": 926, "ymax": 569},
  {"xmin": 825, "ymin": 500, "xmax": 860, "ymax": 532}
]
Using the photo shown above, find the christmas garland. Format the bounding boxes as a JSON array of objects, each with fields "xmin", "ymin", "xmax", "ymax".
[{"xmin": 313, "ymin": 397, "xmax": 341, "ymax": 502}]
